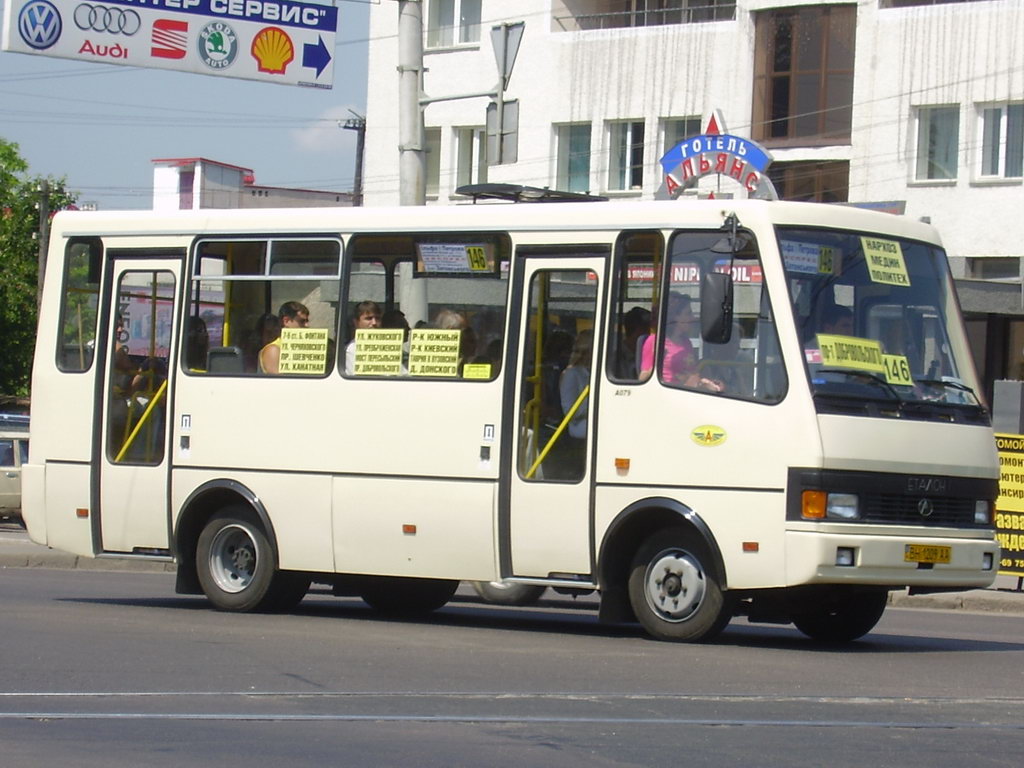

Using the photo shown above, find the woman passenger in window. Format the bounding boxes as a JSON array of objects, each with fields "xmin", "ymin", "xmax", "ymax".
[{"xmin": 639, "ymin": 292, "xmax": 722, "ymax": 392}]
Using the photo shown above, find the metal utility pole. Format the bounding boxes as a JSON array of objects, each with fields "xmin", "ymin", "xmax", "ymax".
[
  {"xmin": 342, "ymin": 110, "xmax": 366, "ymax": 207},
  {"xmin": 397, "ymin": 0, "xmax": 425, "ymax": 206}
]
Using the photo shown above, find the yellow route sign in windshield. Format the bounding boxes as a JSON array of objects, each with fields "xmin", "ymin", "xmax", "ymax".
[
  {"xmin": 817, "ymin": 334, "xmax": 886, "ymax": 374},
  {"xmin": 861, "ymin": 237, "xmax": 910, "ymax": 287}
]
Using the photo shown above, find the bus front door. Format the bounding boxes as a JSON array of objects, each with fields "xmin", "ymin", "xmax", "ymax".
[
  {"xmin": 506, "ymin": 255, "xmax": 606, "ymax": 580},
  {"xmin": 97, "ymin": 260, "xmax": 180, "ymax": 553}
]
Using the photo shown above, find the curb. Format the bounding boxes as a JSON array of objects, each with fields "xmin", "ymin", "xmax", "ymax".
[{"xmin": 0, "ymin": 552, "xmax": 175, "ymax": 573}]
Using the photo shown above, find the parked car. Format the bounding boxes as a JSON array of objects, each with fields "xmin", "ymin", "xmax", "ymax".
[{"xmin": 0, "ymin": 414, "xmax": 29, "ymax": 526}]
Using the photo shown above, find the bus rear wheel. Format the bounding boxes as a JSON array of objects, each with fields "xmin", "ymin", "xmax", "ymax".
[
  {"xmin": 196, "ymin": 509, "xmax": 309, "ymax": 612},
  {"xmin": 791, "ymin": 589, "xmax": 888, "ymax": 642},
  {"xmin": 628, "ymin": 527, "xmax": 732, "ymax": 643},
  {"xmin": 359, "ymin": 576, "xmax": 459, "ymax": 616}
]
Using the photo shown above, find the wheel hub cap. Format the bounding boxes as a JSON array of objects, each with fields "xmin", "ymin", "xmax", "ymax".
[{"xmin": 644, "ymin": 549, "xmax": 706, "ymax": 622}]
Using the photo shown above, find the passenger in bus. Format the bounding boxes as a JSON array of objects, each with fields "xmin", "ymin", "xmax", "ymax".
[
  {"xmin": 548, "ymin": 329, "xmax": 594, "ymax": 481},
  {"xmin": 639, "ymin": 293, "xmax": 723, "ymax": 391},
  {"xmin": 381, "ymin": 308, "xmax": 410, "ymax": 338},
  {"xmin": 344, "ymin": 300, "xmax": 382, "ymax": 374},
  {"xmin": 184, "ymin": 316, "xmax": 210, "ymax": 372},
  {"xmin": 108, "ymin": 312, "xmax": 137, "ymax": 449},
  {"xmin": 260, "ymin": 301, "xmax": 310, "ymax": 374},
  {"xmin": 615, "ymin": 306, "xmax": 651, "ymax": 380},
  {"xmin": 540, "ymin": 328, "xmax": 574, "ymax": 431},
  {"xmin": 432, "ymin": 308, "xmax": 478, "ymax": 372}
]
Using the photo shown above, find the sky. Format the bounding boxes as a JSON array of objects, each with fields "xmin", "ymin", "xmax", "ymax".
[{"xmin": 0, "ymin": 0, "xmax": 371, "ymax": 210}]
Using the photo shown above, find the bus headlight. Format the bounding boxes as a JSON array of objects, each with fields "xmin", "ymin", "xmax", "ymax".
[
  {"xmin": 974, "ymin": 500, "xmax": 992, "ymax": 525},
  {"xmin": 801, "ymin": 491, "xmax": 860, "ymax": 520},
  {"xmin": 826, "ymin": 493, "xmax": 860, "ymax": 520}
]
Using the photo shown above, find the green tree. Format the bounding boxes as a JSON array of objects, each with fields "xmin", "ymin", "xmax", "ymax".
[{"xmin": 0, "ymin": 138, "xmax": 77, "ymax": 396}]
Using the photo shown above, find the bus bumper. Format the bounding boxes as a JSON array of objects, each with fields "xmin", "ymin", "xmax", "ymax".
[{"xmin": 784, "ymin": 529, "xmax": 1000, "ymax": 589}]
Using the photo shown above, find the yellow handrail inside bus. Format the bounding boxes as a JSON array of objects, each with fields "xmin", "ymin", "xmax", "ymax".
[
  {"xmin": 525, "ymin": 384, "xmax": 589, "ymax": 480},
  {"xmin": 114, "ymin": 379, "xmax": 168, "ymax": 463}
]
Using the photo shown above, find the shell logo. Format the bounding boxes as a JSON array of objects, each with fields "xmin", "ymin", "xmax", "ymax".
[
  {"xmin": 251, "ymin": 26, "xmax": 294, "ymax": 74},
  {"xmin": 691, "ymin": 425, "xmax": 727, "ymax": 447}
]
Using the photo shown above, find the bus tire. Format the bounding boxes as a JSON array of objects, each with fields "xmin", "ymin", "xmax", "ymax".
[
  {"xmin": 359, "ymin": 576, "xmax": 459, "ymax": 616},
  {"xmin": 471, "ymin": 581, "xmax": 547, "ymax": 606},
  {"xmin": 627, "ymin": 526, "xmax": 732, "ymax": 643},
  {"xmin": 791, "ymin": 589, "xmax": 887, "ymax": 642},
  {"xmin": 197, "ymin": 509, "xmax": 307, "ymax": 612}
]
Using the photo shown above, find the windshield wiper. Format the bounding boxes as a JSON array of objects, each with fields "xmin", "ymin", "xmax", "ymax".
[
  {"xmin": 913, "ymin": 378, "xmax": 981, "ymax": 406},
  {"xmin": 814, "ymin": 368, "xmax": 903, "ymax": 404}
]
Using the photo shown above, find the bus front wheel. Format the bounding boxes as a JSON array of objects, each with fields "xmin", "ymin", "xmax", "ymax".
[
  {"xmin": 628, "ymin": 527, "xmax": 732, "ymax": 642},
  {"xmin": 196, "ymin": 509, "xmax": 309, "ymax": 612},
  {"xmin": 791, "ymin": 589, "xmax": 887, "ymax": 642}
]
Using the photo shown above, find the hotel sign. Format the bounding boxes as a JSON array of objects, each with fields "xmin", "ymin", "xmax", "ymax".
[{"xmin": 657, "ymin": 111, "xmax": 777, "ymax": 200}]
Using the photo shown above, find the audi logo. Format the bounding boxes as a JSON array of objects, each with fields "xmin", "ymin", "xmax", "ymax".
[{"xmin": 73, "ymin": 4, "xmax": 140, "ymax": 35}]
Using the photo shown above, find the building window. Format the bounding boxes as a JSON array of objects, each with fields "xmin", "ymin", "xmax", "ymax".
[
  {"xmin": 979, "ymin": 104, "xmax": 1023, "ymax": 179},
  {"xmin": 916, "ymin": 106, "xmax": 959, "ymax": 181},
  {"xmin": 881, "ymin": 1, "xmax": 989, "ymax": 7},
  {"xmin": 768, "ymin": 160, "xmax": 849, "ymax": 203},
  {"xmin": 456, "ymin": 127, "xmax": 488, "ymax": 188},
  {"xmin": 427, "ymin": 0, "xmax": 481, "ymax": 48},
  {"xmin": 752, "ymin": 4, "xmax": 855, "ymax": 145},
  {"xmin": 555, "ymin": 1, "xmax": 736, "ymax": 31},
  {"xmin": 663, "ymin": 116, "xmax": 703, "ymax": 154},
  {"xmin": 425, "ymin": 127, "xmax": 442, "ymax": 198},
  {"xmin": 557, "ymin": 124, "xmax": 592, "ymax": 193},
  {"xmin": 608, "ymin": 121, "xmax": 645, "ymax": 192}
]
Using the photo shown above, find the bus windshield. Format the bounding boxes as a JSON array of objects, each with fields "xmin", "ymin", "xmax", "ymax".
[{"xmin": 780, "ymin": 226, "xmax": 987, "ymax": 423}]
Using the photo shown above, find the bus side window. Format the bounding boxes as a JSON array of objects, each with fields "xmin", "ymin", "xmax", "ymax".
[
  {"xmin": 343, "ymin": 233, "xmax": 511, "ymax": 380},
  {"xmin": 186, "ymin": 238, "xmax": 340, "ymax": 377},
  {"xmin": 608, "ymin": 231, "xmax": 661, "ymax": 383},
  {"xmin": 56, "ymin": 238, "xmax": 103, "ymax": 373}
]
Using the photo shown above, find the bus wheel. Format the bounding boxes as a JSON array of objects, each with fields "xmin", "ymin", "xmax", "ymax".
[
  {"xmin": 197, "ymin": 510, "xmax": 308, "ymax": 612},
  {"xmin": 471, "ymin": 581, "xmax": 547, "ymax": 606},
  {"xmin": 628, "ymin": 527, "xmax": 732, "ymax": 643},
  {"xmin": 792, "ymin": 590, "xmax": 887, "ymax": 642},
  {"xmin": 359, "ymin": 577, "xmax": 459, "ymax": 616}
]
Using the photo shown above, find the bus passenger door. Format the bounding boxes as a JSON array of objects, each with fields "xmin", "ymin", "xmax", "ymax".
[
  {"xmin": 505, "ymin": 255, "xmax": 605, "ymax": 579},
  {"xmin": 97, "ymin": 260, "xmax": 180, "ymax": 553}
]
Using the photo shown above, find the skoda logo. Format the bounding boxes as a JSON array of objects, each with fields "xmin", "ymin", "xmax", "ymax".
[
  {"xmin": 18, "ymin": 0, "xmax": 62, "ymax": 50},
  {"xmin": 73, "ymin": 4, "xmax": 141, "ymax": 35},
  {"xmin": 917, "ymin": 498, "xmax": 934, "ymax": 518},
  {"xmin": 197, "ymin": 21, "xmax": 238, "ymax": 70}
]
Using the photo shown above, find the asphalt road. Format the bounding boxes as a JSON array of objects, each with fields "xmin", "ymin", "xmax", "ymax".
[{"xmin": 2, "ymin": 567, "xmax": 1023, "ymax": 767}]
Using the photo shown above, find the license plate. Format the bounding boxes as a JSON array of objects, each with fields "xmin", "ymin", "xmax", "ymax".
[{"xmin": 904, "ymin": 544, "xmax": 951, "ymax": 564}]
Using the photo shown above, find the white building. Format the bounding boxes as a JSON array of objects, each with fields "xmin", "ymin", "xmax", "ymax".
[
  {"xmin": 152, "ymin": 157, "xmax": 352, "ymax": 211},
  {"xmin": 364, "ymin": 0, "xmax": 1024, "ymax": 394}
]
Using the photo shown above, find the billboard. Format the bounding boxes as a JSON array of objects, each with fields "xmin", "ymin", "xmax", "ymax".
[{"xmin": 2, "ymin": 0, "xmax": 338, "ymax": 89}]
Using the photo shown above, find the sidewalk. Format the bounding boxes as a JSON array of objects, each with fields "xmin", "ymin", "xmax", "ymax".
[{"xmin": 2, "ymin": 524, "xmax": 1022, "ymax": 613}]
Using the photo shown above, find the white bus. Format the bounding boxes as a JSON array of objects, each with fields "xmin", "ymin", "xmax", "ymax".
[{"xmin": 24, "ymin": 193, "xmax": 1000, "ymax": 642}]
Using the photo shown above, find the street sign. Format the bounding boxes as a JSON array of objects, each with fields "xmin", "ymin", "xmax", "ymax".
[
  {"xmin": 2, "ymin": 0, "xmax": 338, "ymax": 89},
  {"xmin": 490, "ymin": 21, "xmax": 522, "ymax": 92}
]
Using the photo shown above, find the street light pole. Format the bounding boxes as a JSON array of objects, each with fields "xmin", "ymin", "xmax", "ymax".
[
  {"xmin": 397, "ymin": 0, "xmax": 425, "ymax": 206},
  {"xmin": 342, "ymin": 111, "xmax": 366, "ymax": 207}
]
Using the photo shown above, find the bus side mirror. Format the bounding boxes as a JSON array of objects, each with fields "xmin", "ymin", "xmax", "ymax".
[{"xmin": 701, "ymin": 271, "xmax": 733, "ymax": 344}]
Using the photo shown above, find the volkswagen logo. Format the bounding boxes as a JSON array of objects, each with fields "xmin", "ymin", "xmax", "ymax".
[
  {"xmin": 917, "ymin": 498, "xmax": 934, "ymax": 518},
  {"xmin": 18, "ymin": 0, "xmax": 62, "ymax": 50},
  {"xmin": 74, "ymin": 4, "xmax": 141, "ymax": 35}
]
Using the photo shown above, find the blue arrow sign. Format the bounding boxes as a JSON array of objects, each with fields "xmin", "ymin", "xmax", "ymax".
[{"xmin": 303, "ymin": 35, "xmax": 331, "ymax": 78}]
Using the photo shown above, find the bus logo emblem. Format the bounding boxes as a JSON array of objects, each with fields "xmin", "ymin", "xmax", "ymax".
[{"xmin": 691, "ymin": 425, "xmax": 727, "ymax": 447}]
